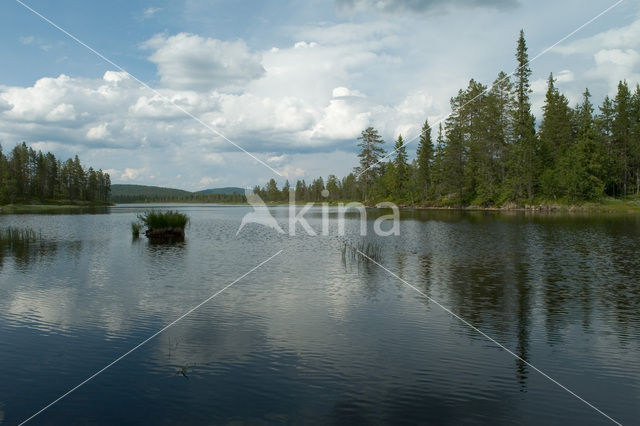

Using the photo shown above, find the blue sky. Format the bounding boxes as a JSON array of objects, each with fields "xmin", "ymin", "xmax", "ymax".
[{"xmin": 0, "ymin": 0, "xmax": 638, "ymax": 190}]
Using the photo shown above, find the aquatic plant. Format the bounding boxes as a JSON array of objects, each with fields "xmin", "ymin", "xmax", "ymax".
[
  {"xmin": 131, "ymin": 221, "xmax": 142, "ymax": 237},
  {"xmin": 137, "ymin": 210, "xmax": 189, "ymax": 230},
  {"xmin": 341, "ymin": 239, "xmax": 383, "ymax": 263},
  {"xmin": 0, "ymin": 227, "xmax": 38, "ymax": 246},
  {"xmin": 134, "ymin": 210, "xmax": 189, "ymax": 241}
]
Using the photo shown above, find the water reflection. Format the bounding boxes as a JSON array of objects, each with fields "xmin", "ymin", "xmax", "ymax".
[
  {"xmin": 0, "ymin": 228, "xmax": 59, "ymax": 271},
  {"xmin": 0, "ymin": 207, "xmax": 639, "ymax": 424}
]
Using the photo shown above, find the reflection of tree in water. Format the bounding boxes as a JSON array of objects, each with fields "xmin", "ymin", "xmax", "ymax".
[
  {"xmin": 0, "ymin": 228, "xmax": 59, "ymax": 270},
  {"xmin": 343, "ymin": 213, "xmax": 640, "ymax": 399},
  {"xmin": 538, "ymin": 219, "xmax": 640, "ymax": 347},
  {"xmin": 601, "ymin": 220, "xmax": 640, "ymax": 344},
  {"xmin": 514, "ymin": 257, "xmax": 531, "ymax": 389},
  {"xmin": 429, "ymin": 222, "xmax": 536, "ymax": 390}
]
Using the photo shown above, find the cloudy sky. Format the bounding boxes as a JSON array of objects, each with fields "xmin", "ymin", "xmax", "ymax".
[{"xmin": 0, "ymin": 0, "xmax": 638, "ymax": 190}]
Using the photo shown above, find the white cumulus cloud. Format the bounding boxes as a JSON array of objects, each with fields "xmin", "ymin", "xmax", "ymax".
[{"xmin": 142, "ymin": 33, "xmax": 266, "ymax": 91}]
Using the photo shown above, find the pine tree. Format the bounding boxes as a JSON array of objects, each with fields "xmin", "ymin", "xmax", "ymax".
[{"xmin": 355, "ymin": 126, "xmax": 386, "ymax": 201}]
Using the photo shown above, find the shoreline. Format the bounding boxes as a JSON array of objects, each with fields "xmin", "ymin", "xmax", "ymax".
[
  {"xmin": 110, "ymin": 199, "xmax": 640, "ymax": 214},
  {"xmin": 5, "ymin": 199, "xmax": 638, "ymax": 215},
  {"xmin": 0, "ymin": 203, "xmax": 113, "ymax": 213}
]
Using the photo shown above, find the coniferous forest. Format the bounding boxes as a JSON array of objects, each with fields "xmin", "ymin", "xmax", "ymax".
[
  {"xmin": 0, "ymin": 142, "xmax": 111, "ymax": 205},
  {"xmin": 255, "ymin": 31, "xmax": 640, "ymax": 207}
]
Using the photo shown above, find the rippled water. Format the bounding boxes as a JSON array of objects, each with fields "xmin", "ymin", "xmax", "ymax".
[{"xmin": 1, "ymin": 205, "xmax": 639, "ymax": 425}]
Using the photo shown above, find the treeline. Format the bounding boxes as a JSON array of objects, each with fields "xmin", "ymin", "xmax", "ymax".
[
  {"xmin": 256, "ymin": 31, "xmax": 640, "ymax": 206},
  {"xmin": 111, "ymin": 193, "xmax": 245, "ymax": 204},
  {"xmin": 0, "ymin": 142, "xmax": 111, "ymax": 205}
]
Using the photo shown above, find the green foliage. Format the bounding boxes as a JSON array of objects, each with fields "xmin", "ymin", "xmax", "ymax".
[
  {"xmin": 0, "ymin": 227, "xmax": 37, "ymax": 245},
  {"xmin": 416, "ymin": 119, "xmax": 434, "ymax": 202},
  {"xmin": 355, "ymin": 127, "xmax": 386, "ymax": 201},
  {"xmin": 0, "ymin": 142, "xmax": 110, "ymax": 205},
  {"xmin": 131, "ymin": 222, "xmax": 142, "ymax": 237},
  {"xmin": 137, "ymin": 210, "xmax": 189, "ymax": 230}
]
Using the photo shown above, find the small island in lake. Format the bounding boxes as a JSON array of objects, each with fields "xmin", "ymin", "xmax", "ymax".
[{"xmin": 133, "ymin": 210, "xmax": 189, "ymax": 241}]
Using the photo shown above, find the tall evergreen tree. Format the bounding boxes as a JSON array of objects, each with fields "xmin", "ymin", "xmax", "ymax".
[
  {"xmin": 566, "ymin": 88, "xmax": 605, "ymax": 200},
  {"xmin": 538, "ymin": 73, "xmax": 574, "ymax": 198},
  {"xmin": 631, "ymin": 84, "xmax": 640, "ymax": 194},
  {"xmin": 440, "ymin": 89, "xmax": 468, "ymax": 204},
  {"xmin": 416, "ymin": 119, "xmax": 434, "ymax": 202},
  {"xmin": 597, "ymin": 95, "xmax": 617, "ymax": 195},
  {"xmin": 431, "ymin": 123, "xmax": 447, "ymax": 200},
  {"xmin": 486, "ymin": 71, "xmax": 515, "ymax": 202},
  {"xmin": 393, "ymin": 134, "xmax": 410, "ymax": 202},
  {"xmin": 355, "ymin": 126, "xmax": 386, "ymax": 201},
  {"xmin": 281, "ymin": 180, "xmax": 291, "ymax": 201},
  {"xmin": 612, "ymin": 81, "xmax": 633, "ymax": 196},
  {"xmin": 509, "ymin": 30, "xmax": 538, "ymax": 203}
]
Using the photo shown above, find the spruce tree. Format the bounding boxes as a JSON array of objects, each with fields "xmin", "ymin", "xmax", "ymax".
[
  {"xmin": 569, "ymin": 88, "xmax": 604, "ymax": 200},
  {"xmin": 487, "ymin": 71, "xmax": 515, "ymax": 202},
  {"xmin": 393, "ymin": 134, "xmax": 409, "ymax": 202},
  {"xmin": 416, "ymin": 119, "xmax": 434, "ymax": 202},
  {"xmin": 441, "ymin": 89, "xmax": 468, "ymax": 205},
  {"xmin": 510, "ymin": 30, "xmax": 538, "ymax": 204},
  {"xmin": 612, "ymin": 81, "xmax": 632, "ymax": 196},
  {"xmin": 538, "ymin": 73, "xmax": 573, "ymax": 198}
]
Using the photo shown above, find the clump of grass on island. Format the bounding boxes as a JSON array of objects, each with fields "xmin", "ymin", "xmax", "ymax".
[
  {"xmin": 132, "ymin": 210, "xmax": 189, "ymax": 240},
  {"xmin": 138, "ymin": 210, "xmax": 189, "ymax": 229}
]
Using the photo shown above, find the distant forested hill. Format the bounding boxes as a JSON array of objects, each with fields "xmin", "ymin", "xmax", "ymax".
[
  {"xmin": 195, "ymin": 187, "xmax": 244, "ymax": 195},
  {"xmin": 111, "ymin": 184, "xmax": 245, "ymax": 203},
  {"xmin": 111, "ymin": 184, "xmax": 191, "ymax": 199}
]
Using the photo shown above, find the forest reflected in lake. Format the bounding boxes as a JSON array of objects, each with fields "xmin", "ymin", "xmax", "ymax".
[{"xmin": 0, "ymin": 205, "xmax": 638, "ymax": 424}]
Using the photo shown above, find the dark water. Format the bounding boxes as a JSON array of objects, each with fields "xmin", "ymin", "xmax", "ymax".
[{"xmin": 1, "ymin": 205, "xmax": 639, "ymax": 425}]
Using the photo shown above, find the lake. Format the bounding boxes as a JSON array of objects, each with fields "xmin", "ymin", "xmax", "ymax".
[{"xmin": 1, "ymin": 205, "xmax": 639, "ymax": 425}]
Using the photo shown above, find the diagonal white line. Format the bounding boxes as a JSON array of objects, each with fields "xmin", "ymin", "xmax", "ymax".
[
  {"xmin": 356, "ymin": 249, "xmax": 622, "ymax": 426},
  {"xmin": 357, "ymin": 0, "xmax": 624, "ymax": 179},
  {"xmin": 19, "ymin": 249, "xmax": 284, "ymax": 426},
  {"xmin": 14, "ymin": 0, "xmax": 283, "ymax": 177}
]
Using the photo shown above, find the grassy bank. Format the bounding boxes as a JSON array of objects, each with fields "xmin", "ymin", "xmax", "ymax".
[
  {"xmin": 414, "ymin": 196, "xmax": 640, "ymax": 213},
  {"xmin": 112, "ymin": 197, "xmax": 640, "ymax": 213},
  {"xmin": 1, "ymin": 201, "xmax": 112, "ymax": 214}
]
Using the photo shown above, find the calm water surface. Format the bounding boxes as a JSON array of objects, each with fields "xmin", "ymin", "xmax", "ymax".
[{"xmin": 1, "ymin": 205, "xmax": 639, "ymax": 425}]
